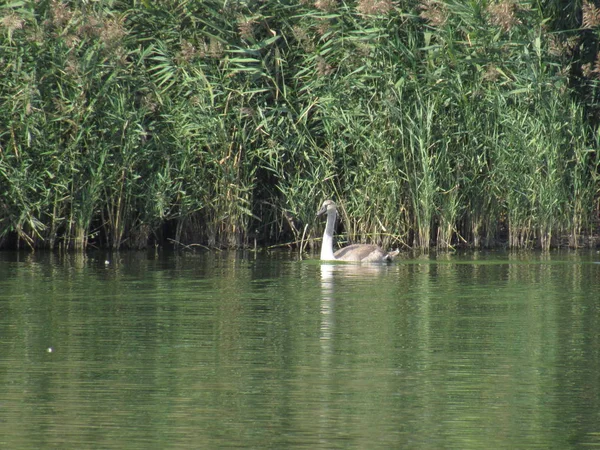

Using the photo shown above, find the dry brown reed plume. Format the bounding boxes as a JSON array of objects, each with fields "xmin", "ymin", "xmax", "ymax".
[
  {"xmin": 486, "ymin": 0, "xmax": 521, "ymax": 32},
  {"xmin": 238, "ymin": 17, "xmax": 256, "ymax": 40},
  {"xmin": 50, "ymin": 0, "xmax": 73, "ymax": 28},
  {"xmin": 1, "ymin": 11, "xmax": 24, "ymax": 32},
  {"xmin": 356, "ymin": 0, "xmax": 394, "ymax": 15},
  {"xmin": 316, "ymin": 56, "xmax": 334, "ymax": 76},
  {"xmin": 99, "ymin": 16, "xmax": 127, "ymax": 48},
  {"xmin": 548, "ymin": 35, "xmax": 579, "ymax": 59},
  {"xmin": 315, "ymin": 0, "xmax": 337, "ymax": 13},
  {"xmin": 582, "ymin": 1, "xmax": 600, "ymax": 28},
  {"xmin": 179, "ymin": 40, "xmax": 197, "ymax": 62},
  {"xmin": 419, "ymin": 0, "xmax": 448, "ymax": 27},
  {"xmin": 482, "ymin": 64, "xmax": 500, "ymax": 82},
  {"xmin": 582, "ymin": 52, "xmax": 600, "ymax": 78},
  {"xmin": 314, "ymin": 19, "xmax": 330, "ymax": 36},
  {"xmin": 292, "ymin": 25, "xmax": 315, "ymax": 52}
]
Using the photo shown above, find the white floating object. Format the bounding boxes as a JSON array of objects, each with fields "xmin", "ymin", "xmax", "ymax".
[{"xmin": 47, "ymin": 347, "xmax": 53, "ymax": 353}]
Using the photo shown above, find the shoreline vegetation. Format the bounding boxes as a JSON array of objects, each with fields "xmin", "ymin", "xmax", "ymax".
[{"xmin": 1, "ymin": 0, "xmax": 599, "ymax": 252}]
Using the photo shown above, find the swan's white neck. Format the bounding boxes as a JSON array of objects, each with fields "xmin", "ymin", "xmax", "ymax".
[{"xmin": 320, "ymin": 209, "xmax": 337, "ymax": 261}]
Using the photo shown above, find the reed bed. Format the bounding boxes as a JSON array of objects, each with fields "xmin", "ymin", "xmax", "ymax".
[{"xmin": 0, "ymin": 0, "xmax": 598, "ymax": 250}]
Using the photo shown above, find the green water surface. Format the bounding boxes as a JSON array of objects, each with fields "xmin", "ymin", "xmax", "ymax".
[{"xmin": 1, "ymin": 250, "xmax": 599, "ymax": 449}]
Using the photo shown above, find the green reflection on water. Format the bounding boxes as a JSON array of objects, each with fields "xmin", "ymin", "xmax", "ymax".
[{"xmin": 1, "ymin": 250, "xmax": 599, "ymax": 449}]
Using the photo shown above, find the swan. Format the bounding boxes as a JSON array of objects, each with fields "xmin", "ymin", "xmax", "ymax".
[{"xmin": 317, "ymin": 200, "xmax": 399, "ymax": 262}]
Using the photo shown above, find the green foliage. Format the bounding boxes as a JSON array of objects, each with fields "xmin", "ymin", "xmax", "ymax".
[{"xmin": 0, "ymin": 0, "xmax": 598, "ymax": 250}]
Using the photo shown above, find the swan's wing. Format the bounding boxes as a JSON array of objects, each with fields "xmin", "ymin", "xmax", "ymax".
[{"xmin": 334, "ymin": 244, "xmax": 384, "ymax": 262}]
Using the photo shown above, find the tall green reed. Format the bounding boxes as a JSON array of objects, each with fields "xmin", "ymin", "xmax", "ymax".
[{"xmin": 0, "ymin": 0, "xmax": 598, "ymax": 251}]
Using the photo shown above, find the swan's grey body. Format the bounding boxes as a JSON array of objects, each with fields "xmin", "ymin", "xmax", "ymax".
[{"xmin": 317, "ymin": 200, "xmax": 398, "ymax": 262}]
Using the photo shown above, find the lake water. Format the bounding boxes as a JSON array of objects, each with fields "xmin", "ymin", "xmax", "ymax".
[{"xmin": 1, "ymin": 250, "xmax": 599, "ymax": 449}]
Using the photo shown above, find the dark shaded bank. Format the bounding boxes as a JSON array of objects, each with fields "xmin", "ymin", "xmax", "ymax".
[{"xmin": 1, "ymin": 0, "xmax": 599, "ymax": 251}]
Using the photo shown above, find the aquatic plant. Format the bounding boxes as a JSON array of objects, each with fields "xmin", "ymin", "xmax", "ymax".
[{"xmin": 0, "ymin": 0, "xmax": 597, "ymax": 250}]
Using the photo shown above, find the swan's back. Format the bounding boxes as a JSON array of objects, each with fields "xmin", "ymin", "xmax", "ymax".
[{"xmin": 334, "ymin": 244, "xmax": 396, "ymax": 262}]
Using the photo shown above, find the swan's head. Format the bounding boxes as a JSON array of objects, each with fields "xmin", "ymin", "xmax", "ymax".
[{"xmin": 317, "ymin": 199, "xmax": 337, "ymax": 217}]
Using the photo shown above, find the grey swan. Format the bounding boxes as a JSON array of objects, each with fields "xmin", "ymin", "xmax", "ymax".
[{"xmin": 317, "ymin": 200, "xmax": 399, "ymax": 262}]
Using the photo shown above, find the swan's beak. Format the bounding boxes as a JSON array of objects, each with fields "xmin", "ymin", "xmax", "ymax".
[{"xmin": 316, "ymin": 205, "xmax": 327, "ymax": 217}]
